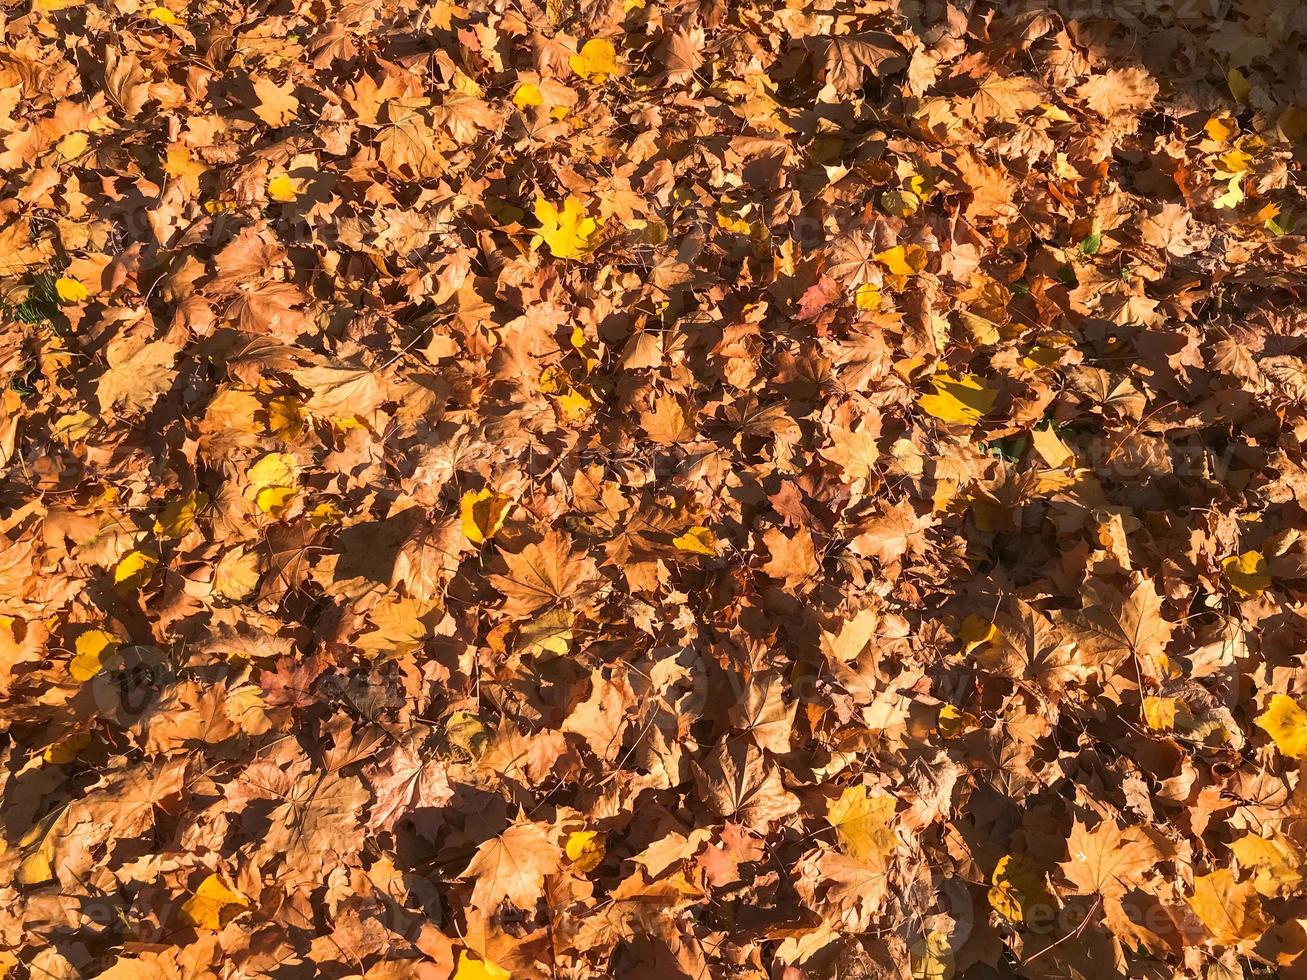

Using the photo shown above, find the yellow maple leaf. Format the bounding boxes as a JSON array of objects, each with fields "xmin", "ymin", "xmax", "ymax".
[
  {"xmin": 147, "ymin": 5, "xmax": 182, "ymax": 23},
  {"xmin": 1223, "ymin": 550, "xmax": 1270, "ymax": 597},
  {"xmin": 1205, "ymin": 114, "xmax": 1237, "ymax": 143},
  {"xmin": 114, "ymin": 549, "xmax": 158, "ymax": 591},
  {"xmin": 959, "ymin": 614, "xmax": 996, "ymax": 654},
  {"xmin": 533, "ymin": 196, "xmax": 596, "ymax": 260},
  {"xmin": 247, "ymin": 451, "xmax": 298, "ymax": 489},
  {"xmin": 267, "ymin": 173, "xmax": 300, "ymax": 203},
  {"xmin": 247, "ymin": 452, "xmax": 299, "ymax": 517},
  {"xmin": 826, "ymin": 785, "xmax": 897, "ymax": 863},
  {"xmin": 855, "ymin": 282, "xmax": 881, "ymax": 311},
  {"xmin": 672, "ymin": 525, "xmax": 717, "ymax": 556},
  {"xmin": 265, "ymin": 395, "xmax": 304, "ymax": 439},
  {"xmin": 453, "ymin": 950, "xmax": 510, "ymax": 980},
  {"xmin": 181, "ymin": 873, "xmax": 249, "ymax": 930},
  {"xmin": 988, "ymin": 854, "xmax": 1051, "ymax": 923},
  {"xmin": 513, "ymin": 82, "xmax": 543, "ymax": 108},
  {"xmin": 917, "ymin": 372, "xmax": 997, "ymax": 426},
  {"xmin": 43, "ymin": 732, "xmax": 91, "ymax": 765},
  {"xmin": 875, "ymin": 244, "xmax": 928, "ymax": 276},
  {"xmin": 564, "ymin": 830, "xmax": 605, "ymax": 873},
  {"xmin": 909, "ymin": 929, "xmax": 954, "ymax": 980},
  {"xmin": 556, "ymin": 387, "xmax": 592, "ymax": 421},
  {"xmin": 1230, "ymin": 832, "xmax": 1305, "ymax": 898},
  {"xmin": 569, "ymin": 38, "xmax": 619, "ymax": 82},
  {"xmin": 1255, "ymin": 694, "xmax": 1307, "ymax": 758},
  {"xmin": 256, "ymin": 485, "xmax": 298, "ymax": 518},
  {"xmin": 1142, "ymin": 696, "xmax": 1177, "ymax": 730},
  {"xmin": 461, "ymin": 488, "xmax": 512, "ymax": 544},
  {"xmin": 55, "ymin": 276, "xmax": 89, "ymax": 304},
  {"xmin": 70, "ymin": 629, "xmax": 120, "ymax": 682},
  {"xmin": 154, "ymin": 490, "xmax": 207, "ymax": 538},
  {"xmin": 1188, "ymin": 868, "xmax": 1266, "ymax": 946}
]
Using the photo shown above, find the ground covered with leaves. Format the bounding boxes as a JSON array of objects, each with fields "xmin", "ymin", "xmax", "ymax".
[{"xmin": 2, "ymin": 0, "xmax": 1307, "ymax": 976}]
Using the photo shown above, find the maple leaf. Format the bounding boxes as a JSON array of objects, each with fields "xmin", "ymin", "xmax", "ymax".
[
  {"xmin": 533, "ymin": 195, "xmax": 596, "ymax": 260},
  {"xmin": 261, "ymin": 771, "xmax": 368, "ymax": 882},
  {"xmin": 1060, "ymin": 819, "xmax": 1165, "ymax": 899},
  {"xmin": 462, "ymin": 820, "xmax": 560, "ymax": 910},
  {"xmin": 96, "ymin": 337, "xmax": 181, "ymax": 415},
  {"xmin": 453, "ymin": 950, "xmax": 511, "ymax": 980},
  {"xmin": 1255, "ymin": 694, "xmax": 1307, "ymax": 758},
  {"xmin": 565, "ymin": 830, "xmax": 606, "ymax": 873},
  {"xmin": 760, "ymin": 526, "xmax": 818, "ymax": 589},
  {"xmin": 1063, "ymin": 575, "xmax": 1173, "ymax": 672},
  {"xmin": 489, "ymin": 530, "xmax": 602, "ymax": 617},
  {"xmin": 461, "ymin": 489, "xmax": 512, "ymax": 544},
  {"xmin": 55, "ymin": 276, "xmax": 88, "ymax": 303},
  {"xmin": 569, "ymin": 38, "xmax": 620, "ymax": 82},
  {"xmin": 365, "ymin": 735, "xmax": 453, "ymax": 837},
  {"xmin": 1229, "ymin": 833, "xmax": 1305, "ymax": 898},
  {"xmin": 967, "ymin": 73, "xmax": 1045, "ymax": 122},
  {"xmin": 1223, "ymin": 550, "xmax": 1270, "ymax": 597},
  {"xmin": 826, "ymin": 786, "xmax": 897, "ymax": 864},
  {"xmin": 250, "ymin": 75, "xmax": 300, "ymax": 126},
  {"xmin": 693, "ymin": 741, "xmax": 800, "ymax": 831},
  {"xmin": 1188, "ymin": 869, "xmax": 1267, "ymax": 947},
  {"xmin": 988, "ymin": 854, "xmax": 1052, "ymax": 923},
  {"xmin": 671, "ymin": 525, "xmax": 717, "ymax": 556},
  {"xmin": 181, "ymin": 873, "xmax": 249, "ymax": 930},
  {"xmin": 917, "ymin": 372, "xmax": 997, "ymax": 426}
]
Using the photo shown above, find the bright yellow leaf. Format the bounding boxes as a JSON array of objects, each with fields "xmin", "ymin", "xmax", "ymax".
[
  {"xmin": 1205, "ymin": 114, "xmax": 1237, "ymax": 143},
  {"xmin": 1142, "ymin": 696, "xmax": 1177, "ymax": 730},
  {"xmin": 875, "ymin": 244, "xmax": 928, "ymax": 276},
  {"xmin": 1255, "ymin": 694, "xmax": 1307, "ymax": 758},
  {"xmin": 453, "ymin": 950, "xmax": 510, "ymax": 980},
  {"xmin": 70, "ymin": 629, "xmax": 120, "ymax": 682},
  {"xmin": 672, "ymin": 525, "xmax": 717, "ymax": 556},
  {"xmin": 1213, "ymin": 173, "xmax": 1244, "ymax": 210},
  {"xmin": 247, "ymin": 452, "xmax": 298, "ymax": 490},
  {"xmin": 910, "ymin": 929, "xmax": 954, "ymax": 980},
  {"xmin": 55, "ymin": 277, "xmax": 88, "ymax": 304},
  {"xmin": 517, "ymin": 608, "xmax": 574, "ymax": 658},
  {"xmin": 533, "ymin": 196, "xmax": 597, "ymax": 260},
  {"xmin": 1230, "ymin": 833, "xmax": 1304, "ymax": 898},
  {"xmin": 154, "ymin": 490, "xmax": 207, "ymax": 538},
  {"xmin": 556, "ymin": 387, "xmax": 591, "ymax": 421},
  {"xmin": 267, "ymin": 173, "xmax": 300, "ymax": 203},
  {"xmin": 513, "ymin": 83, "xmax": 543, "ymax": 108},
  {"xmin": 181, "ymin": 873, "xmax": 249, "ymax": 930},
  {"xmin": 114, "ymin": 550, "xmax": 158, "ymax": 591},
  {"xmin": 917, "ymin": 372, "xmax": 997, "ymax": 426},
  {"xmin": 826, "ymin": 785, "xmax": 897, "ymax": 863},
  {"xmin": 57, "ymin": 131, "xmax": 88, "ymax": 160},
  {"xmin": 461, "ymin": 489, "xmax": 512, "ymax": 544},
  {"xmin": 565, "ymin": 830, "xmax": 605, "ymax": 873},
  {"xmin": 569, "ymin": 38, "xmax": 619, "ymax": 82},
  {"xmin": 855, "ymin": 283, "xmax": 881, "ymax": 311},
  {"xmin": 1031, "ymin": 425, "xmax": 1074, "ymax": 468},
  {"xmin": 1223, "ymin": 550, "xmax": 1270, "ymax": 597},
  {"xmin": 147, "ymin": 5, "xmax": 182, "ymax": 23},
  {"xmin": 256, "ymin": 485, "xmax": 298, "ymax": 518}
]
